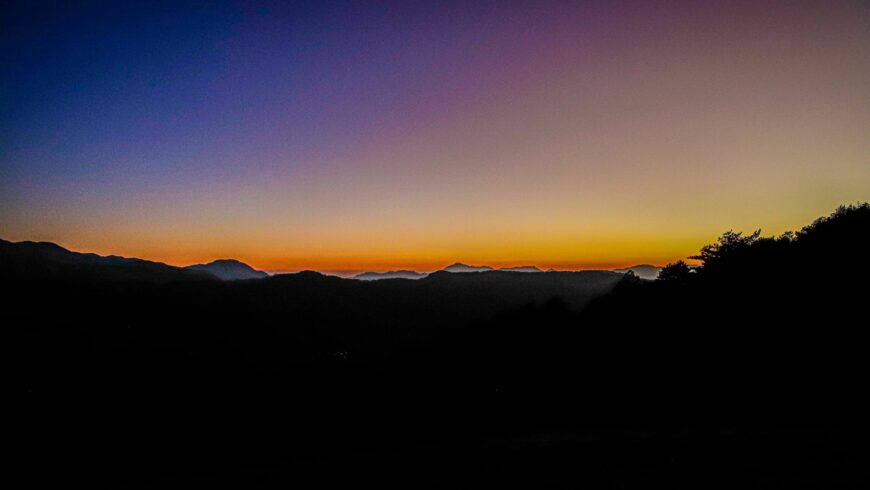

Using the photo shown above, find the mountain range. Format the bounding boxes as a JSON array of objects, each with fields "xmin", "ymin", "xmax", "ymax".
[
  {"xmin": 1, "ymin": 237, "xmax": 625, "ymax": 316},
  {"xmin": 354, "ymin": 270, "xmax": 427, "ymax": 280},
  {"xmin": 1, "ymin": 238, "xmax": 658, "ymax": 283},
  {"xmin": 499, "ymin": 265, "xmax": 543, "ymax": 273},
  {"xmin": 0, "ymin": 239, "xmax": 266, "ymax": 283},
  {"xmin": 353, "ymin": 263, "xmax": 651, "ymax": 280},
  {"xmin": 353, "ymin": 263, "xmax": 541, "ymax": 280},
  {"xmin": 442, "ymin": 262, "xmax": 495, "ymax": 273},
  {"xmin": 0, "ymin": 239, "xmax": 213, "ymax": 283}
]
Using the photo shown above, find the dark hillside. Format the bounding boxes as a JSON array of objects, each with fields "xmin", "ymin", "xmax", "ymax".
[
  {"xmin": 0, "ymin": 239, "xmax": 214, "ymax": 283},
  {"xmin": 10, "ymin": 204, "xmax": 870, "ymax": 488}
]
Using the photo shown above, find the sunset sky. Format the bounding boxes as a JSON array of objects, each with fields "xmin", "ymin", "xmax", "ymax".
[{"xmin": 2, "ymin": 1, "xmax": 868, "ymax": 272}]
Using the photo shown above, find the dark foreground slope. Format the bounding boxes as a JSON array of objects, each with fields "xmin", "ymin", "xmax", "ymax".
[
  {"xmin": 11, "ymin": 204, "xmax": 870, "ymax": 488},
  {"xmin": 10, "ymin": 246, "xmax": 625, "ymax": 487}
]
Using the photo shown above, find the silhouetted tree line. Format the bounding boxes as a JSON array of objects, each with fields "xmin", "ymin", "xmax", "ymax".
[{"xmin": 11, "ymin": 203, "xmax": 870, "ymax": 487}]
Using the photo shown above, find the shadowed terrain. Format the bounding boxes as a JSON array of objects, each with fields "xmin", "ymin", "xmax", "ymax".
[{"xmin": 10, "ymin": 204, "xmax": 870, "ymax": 488}]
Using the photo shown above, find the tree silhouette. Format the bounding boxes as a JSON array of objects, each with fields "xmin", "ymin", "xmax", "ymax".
[
  {"xmin": 691, "ymin": 229, "xmax": 761, "ymax": 266},
  {"xmin": 658, "ymin": 260, "xmax": 691, "ymax": 282}
]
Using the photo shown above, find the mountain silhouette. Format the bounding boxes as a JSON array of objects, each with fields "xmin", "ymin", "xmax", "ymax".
[
  {"xmin": 186, "ymin": 259, "xmax": 268, "ymax": 280},
  {"xmin": 612, "ymin": 264, "xmax": 661, "ymax": 280},
  {"xmin": 499, "ymin": 265, "xmax": 542, "ymax": 272},
  {"xmin": 355, "ymin": 266, "xmax": 543, "ymax": 278},
  {"xmin": 442, "ymin": 262, "xmax": 494, "ymax": 273},
  {"xmin": 354, "ymin": 270, "xmax": 427, "ymax": 280},
  {"xmin": 0, "ymin": 238, "xmax": 213, "ymax": 283}
]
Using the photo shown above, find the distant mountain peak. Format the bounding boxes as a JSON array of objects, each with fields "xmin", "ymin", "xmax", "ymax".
[
  {"xmin": 205, "ymin": 259, "xmax": 247, "ymax": 266},
  {"xmin": 443, "ymin": 263, "xmax": 494, "ymax": 273},
  {"xmin": 441, "ymin": 263, "xmax": 544, "ymax": 273},
  {"xmin": 354, "ymin": 270, "xmax": 427, "ymax": 281},
  {"xmin": 186, "ymin": 259, "xmax": 268, "ymax": 281}
]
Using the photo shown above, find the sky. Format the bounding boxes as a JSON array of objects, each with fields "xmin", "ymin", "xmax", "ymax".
[{"xmin": 1, "ymin": 0, "xmax": 869, "ymax": 272}]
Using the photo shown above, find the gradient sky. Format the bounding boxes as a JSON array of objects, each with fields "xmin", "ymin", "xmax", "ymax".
[{"xmin": 2, "ymin": 0, "xmax": 869, "ymax": 272}]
